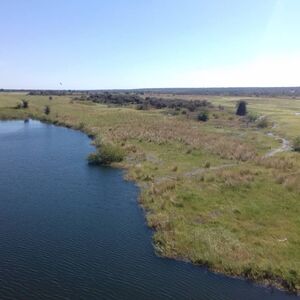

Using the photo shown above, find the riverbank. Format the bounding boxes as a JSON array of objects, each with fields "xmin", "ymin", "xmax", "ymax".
[{"xmin": 0, "ymin": 93, "xmax": 299, "ymax": 294}]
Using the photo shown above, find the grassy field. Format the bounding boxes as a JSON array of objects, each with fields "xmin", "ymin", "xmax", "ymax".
[{"xmin": 0, "ymin": 92, "xmax": 299, "ymax": 293}]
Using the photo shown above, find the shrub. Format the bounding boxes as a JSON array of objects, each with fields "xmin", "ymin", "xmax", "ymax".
[
  {"xmin": 21, "ymin": 100, "xmax": 29, "ymax": 109},
  {"xmin": 44, "ymin": 105, "xmax": 50, "ymax": 115},
  {"xmin": 78, "ymin": 122, "xmax": 85, "ymax": 130},
  {"xmin": 171, "ymin": 166, "xmax": 178, "ymax": 172},
  {"xmin": 88, "ymin": 143, "xmax": 125, "ymax": 165},
  {"xmin": 257, "ymin": 117, "xmax": 269, "ymax": 128},
  {"xmin": 87, "ymin": 152, "xmax": 100, "ymax": 164},
  {"xmin": 16, "ymin": 100, "xmax": 29, "ymax": 109},
  {"xmin": 247, "ymin": 112, "xmax": 259, "ymax": 122},
  {"xmin": 293, "ymin": 136, "xmax": 300, "ymax": 152},
  {"xmin": 204, "ymin": 161, "xmax": 211, "ymax": 168},
  {"xmin": 197, "ymin": 111, "xmax": 209, "ymax": 122},
  {"xmin": 15, "ymin": 102, "xmax": 22, "ymax": 109},
  {"xmin": 136, "ymin": 103, "xmax": 148, "ymax": 110},
  {"xmin": 236, "ymin": 100, "xmax": 247, "ymax": 116}
]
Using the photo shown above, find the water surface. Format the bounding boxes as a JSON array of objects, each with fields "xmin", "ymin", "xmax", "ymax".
[{"xmin": 0, "ymin": 120, "xmax": 298, "ymax": 300}]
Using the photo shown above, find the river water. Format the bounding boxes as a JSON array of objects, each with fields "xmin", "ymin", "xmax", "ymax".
[{"xmin": 0, "ymin": 120, "xmax": 297, "ymax": 300}]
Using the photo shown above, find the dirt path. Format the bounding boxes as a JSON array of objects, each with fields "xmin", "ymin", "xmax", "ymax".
[
  {"xmin": 154, "ymin": 125, "xmax": 292, "ymax": 185},
  {"xmin": 183, "ymin": 163, "xmax": 238, "ymax": 177},
  {"xmin": 265, "ymin": 132, "xmax": 292, "ymax": 157},
  {"xmin": 154, "ymin": 163, "xmax": 238, "ymax": 184}
]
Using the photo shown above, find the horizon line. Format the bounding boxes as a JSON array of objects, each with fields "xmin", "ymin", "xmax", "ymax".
[{"xmin": 1, "ymin": 86, "xmax": 300, "ymax": 91}]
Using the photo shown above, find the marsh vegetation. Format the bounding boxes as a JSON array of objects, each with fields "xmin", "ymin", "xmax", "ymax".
[{"xmin": 0, "ymin": 92, "xmax": 299, "ymax": 293}]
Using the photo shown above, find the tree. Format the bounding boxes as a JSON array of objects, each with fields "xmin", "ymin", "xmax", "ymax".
[
  {"xmin": 236, "ymin": 100, "xmax": 247, "ymax": 116},
  {"xmin": 44, "ymin": 105, "xmax": 50, "ymax": 115}
]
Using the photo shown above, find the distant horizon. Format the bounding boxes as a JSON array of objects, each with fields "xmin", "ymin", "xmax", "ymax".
[{"xmin": 1, "ymin": 86, "xmax": 300, "ymax": 91}]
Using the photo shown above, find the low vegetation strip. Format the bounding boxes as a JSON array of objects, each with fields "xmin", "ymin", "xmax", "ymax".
[{"xmin": 0, "ymin": 92, "xmax": 299, "ymax": 294}]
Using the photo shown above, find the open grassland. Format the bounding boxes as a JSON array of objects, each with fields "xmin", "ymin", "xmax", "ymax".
[
  {"xmin": 154, "ymin": 93, "xmax": 300, "ymax": 140},
  {"xmin": 211, "ymin": 96, "xmax": 300, "ymax": 140},
  {"xmin": 0, "ymin": 93, "xmax": 299, "ymax": 293}
]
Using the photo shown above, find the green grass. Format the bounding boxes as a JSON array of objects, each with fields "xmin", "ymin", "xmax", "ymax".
[
  {"xmin": 0, "ymin": 92, "xmax": 299, "ymax": 293},
  {"xmin": 209, "ymin": 96, "xmax": 300, "ymax": 140}
]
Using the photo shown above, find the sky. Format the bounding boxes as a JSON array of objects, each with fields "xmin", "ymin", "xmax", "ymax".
[{"xmin": 1, "ymin": 0, "xmax": 300, "ymax": 89}]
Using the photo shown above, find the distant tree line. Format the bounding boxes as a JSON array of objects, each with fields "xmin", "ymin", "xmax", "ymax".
[
  {"xmin": 76, "ymin": 93, "xmax": 212, "ymax": 112},
  {"xmin": 0, "ymin": 87, "xmax": 299, "ymax": 97},
  {"xmin": 28, "ymin": 90, "xmax": 75, "ymax": 96},
  {"xmin": 128, "ymin": 87, "xmax": 300, "ymax": 97}
]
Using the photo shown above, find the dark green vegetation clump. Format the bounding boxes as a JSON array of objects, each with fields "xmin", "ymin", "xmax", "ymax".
[
  {"xmin": 236, "ymin": 100, "xmax": 247, "ymax": 116},
  {"xmin": 293, "ymin": 136, "xmax": 300, "ymax": 152},
  {"xmin": 77, "ymin": 92, "xmax": 211, "ymax": 112},
  {"xmin": 44, "ymin": 105, "xmax": 50, "ymax": 115},
  {"xmin": 88, "ymin": 143, "xmax": 125, "ymax": 165},
  {"xmin": 257, "ymin": 117, "xmax": 270, "ymax": 128},
  {"xmin": 22, "ymin": 100, "xmax": 29, "ymax": 109},
  {"xmin": 197, "ymin": 111, "xmax": 209, "ymax": 122},
  {"xmin": 16, "ymin": 100, "xmax": 29, "ymax": 109},
  {"xmin": 246, "ymin": 112, "xmax": 259, "ymax": 123}
]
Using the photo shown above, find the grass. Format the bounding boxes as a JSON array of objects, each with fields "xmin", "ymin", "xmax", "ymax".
[{"xmin": 0, "ymin": 92, "xmax": 299, "ymax": 293}]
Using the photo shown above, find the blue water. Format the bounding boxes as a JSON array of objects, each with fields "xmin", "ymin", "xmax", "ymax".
[{"xmin": 0, "ymin": 120, "xmax": 297, "ymax": 300}]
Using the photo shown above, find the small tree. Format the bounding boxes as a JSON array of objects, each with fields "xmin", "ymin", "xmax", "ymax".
[
  {"xmin": 44, "ymin": 105, "xmax": 50, "ymax": 115},
  {"xmin": 22, "ymin": 100, "xmax": 29, "ymax": 109},
  {"xmin": 197, "ymin": 111, "xmax": 209, "ymax": 122},
  {"xmin": 236, "ymin": 100, "xmax": 247, "ymax": 116}
]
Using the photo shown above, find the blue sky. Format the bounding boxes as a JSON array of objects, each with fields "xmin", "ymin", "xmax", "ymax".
[{"xmin": 1, "ymin": 0, "xmax": 299, "ymax": 89}]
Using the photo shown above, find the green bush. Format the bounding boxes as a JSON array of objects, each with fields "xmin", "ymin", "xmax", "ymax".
[
  {"xmin": 136, "ymin": 103, "xmax": 148, "ymax": 110},
  {"xmin": 247, "ymin": 112, "xmax": 259, "ymax": 122},
  {"xmin": 22, "ymin": 100, "xmax": 29, "ymax": 109},
  {"xmin": 15, "ymin": 102, "xmax": 22, "ymax": 109},
  {"xmin": 16, "ymin": 100, "xmax": 29, "ymax": 109},
  {"xmin": 204, "ymin": 161, "xmax": 211, "ymax": 168},
  {"xmin": 293, "ymin": 136, "xmax": 300, "ymax": 152},
  {"xmin": 44, "ymin": 105, "xmax": 50, "ymax": 115},
  {"xmin": 87, "ymin": 143, "xmax": 125, "ymax": 165},
  {"xmin": 197, "ymin": 111, "xmax": 209, "ymax": 122},
  {"xmin": 257, "ymin": 117, "xmax": 269, "ymax": 128}
]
